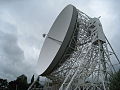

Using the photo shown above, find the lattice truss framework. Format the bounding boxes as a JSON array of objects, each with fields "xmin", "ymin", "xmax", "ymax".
[{"xmin": 45, "ymin": 9, "xmax": 120, "ymax": 90}]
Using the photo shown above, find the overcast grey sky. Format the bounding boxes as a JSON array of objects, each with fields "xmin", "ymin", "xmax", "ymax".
[{"xmin": 0, "ymin": 0, "xmax": 120, "ymax": 81}]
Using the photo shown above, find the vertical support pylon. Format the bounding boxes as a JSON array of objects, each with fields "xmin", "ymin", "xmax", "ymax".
[{"xmin": 98, "ymin": 40, "xmax": 107, "ymax": 90}]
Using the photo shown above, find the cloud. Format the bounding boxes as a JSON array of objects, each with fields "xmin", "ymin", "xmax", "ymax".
[{"xmin": 0, "ymin": 20, "xmax": 35, "ymax": 81}]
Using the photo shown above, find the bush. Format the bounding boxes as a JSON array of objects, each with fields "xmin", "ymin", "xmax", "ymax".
[{"xmin": 109, "ymin": 69, "xmax": 120, "ymax": 90}]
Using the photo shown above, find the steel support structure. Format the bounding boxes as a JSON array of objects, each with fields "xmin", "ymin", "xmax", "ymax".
[
  {"xmin": 28, "ymin": 9, "xmax": 120, "ymax": 90},
  {"xmin": 47, "ymin": 10, "xmax": 120, "ymax": 90}
]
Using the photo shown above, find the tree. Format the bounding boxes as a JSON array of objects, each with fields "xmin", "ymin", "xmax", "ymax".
[
  {"xmin": 16, "ymin": 74, "xmax": 28, "ymax": 90},
  {"xmin": 35, "ymin": 76, "xmax": 40, "ymax": 88},
  {"xmin": 28, "ymin": 76, "xmax": 43, "ymax": 89},
  {"xmin": 8, "ymin": 75, "xmax": 29, "ymax": 90},
  {"xmin": 109, "ymin": 69, "xmax": 120, "ymax": 90},
  {"xmin": 0, "ymin": 78, "xmax": 8, "ymax": 90},
  {"xmin": 8, "ymin": 80, "xmax": 17, "ymax": 90},
  {"xmin": 30, "ymin": 75, "xmax": 34, "ymax": 84}
]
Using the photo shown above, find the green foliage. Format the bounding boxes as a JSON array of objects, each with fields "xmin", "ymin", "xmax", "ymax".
[
  {"xmin": 30, "ymin": 75, "xmax": 34, "ymax": 84},
  {"xmin": 8, "ymin": 74, "xmax": 28, "ymax": 90},
  {"xmin": 31, "ymin": 76, "xmax": 43, "ymax": 88},
  {"xmin": 0, "ymin": 74, "xmax": 43, "ymax": 90},
  {"xmin": 16, "ymin": 74, "xmax": 28, "ymax": 90},
  {"xmin": 0, "ymin": 79, "xmax": 8, "ymax": 90},
  {"xmin": 8, "ymin": 80, "xmax": 17, "ymax": 90},
  {"xmin": 109, "ymin": 69, "xmax": 120, "ymax": 90},
  {"xmin": 35, "ymin": 76, "xmax": 40, "ymax": 88}
]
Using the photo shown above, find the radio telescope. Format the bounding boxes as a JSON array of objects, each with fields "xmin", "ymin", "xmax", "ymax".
[{"xmin": 29, "ymin": 5, "xmax": 120, "ymax": 90}]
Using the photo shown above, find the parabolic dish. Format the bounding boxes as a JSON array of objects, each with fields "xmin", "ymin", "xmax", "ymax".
[{"xmin": 37, "ymin": 4, "xmax": 78, "ymax": 76}]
